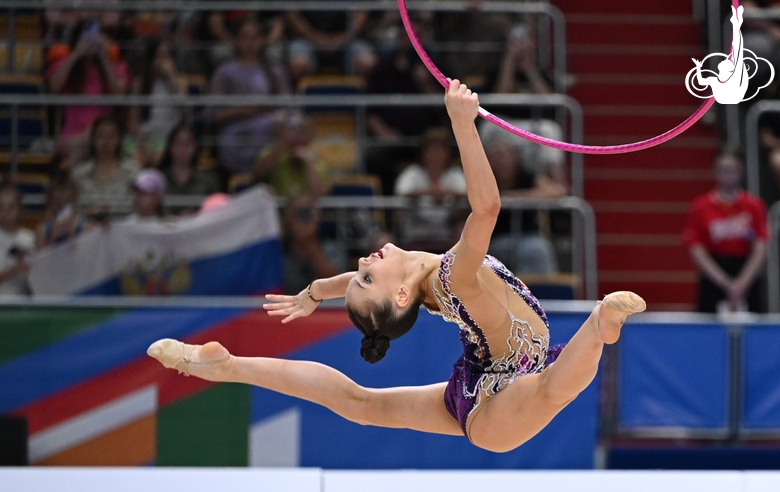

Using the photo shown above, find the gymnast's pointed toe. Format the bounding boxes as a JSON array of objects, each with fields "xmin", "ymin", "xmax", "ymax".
[
  {"xmin": 600, "ymin": 291, "xmax": 646, "ymax": 316},
  {"xmin": 148, "ymin": 339, "xmax": 230, "ymax": 379},
  {"xmin": 147, "ymin": 338, "xmax": 190, "ymax": 373},
  {"xmin": 596, "ymin": 291, "xmax": 645, "ymax": 344}
]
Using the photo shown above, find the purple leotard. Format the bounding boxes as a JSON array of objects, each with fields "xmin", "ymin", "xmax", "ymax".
[{"xmin": 429, "ymin": 251, "xmax": 564, "ymax": 440}]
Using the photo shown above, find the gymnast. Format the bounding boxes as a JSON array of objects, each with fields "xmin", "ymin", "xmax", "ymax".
[
  {"xmin": 147, "ymin": 79, "xmax": 646, "ymax": 452},
  {"xmin": 692, "ymin": 5, "xmax": 749, "ymax": 104}
]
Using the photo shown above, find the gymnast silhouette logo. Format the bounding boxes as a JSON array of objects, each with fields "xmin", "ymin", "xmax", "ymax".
[{"xmin": 686, "ymin": 5, "xmax": 774, "ymax": 104}]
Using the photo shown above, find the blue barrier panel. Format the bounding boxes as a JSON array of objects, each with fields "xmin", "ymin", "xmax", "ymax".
[
  {"xmin": 618, "ymin": 323, "xmax": 730, "ymax": 430},
  {"xmin": 742, "ymin": 324, "xmax": 780, "ymax": 430},
  {"xmin": 250, "ymin": 311, "xmax": 597, "ymax": 469}
]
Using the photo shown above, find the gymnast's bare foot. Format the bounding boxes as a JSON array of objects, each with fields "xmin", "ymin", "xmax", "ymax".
[
  {"xmin": 147, "ymin": 339, "xmax": 232, "ymax": 381},
  {"xmin": 592, "ymin": 291, "xmax": 646, "ymax": 344}
]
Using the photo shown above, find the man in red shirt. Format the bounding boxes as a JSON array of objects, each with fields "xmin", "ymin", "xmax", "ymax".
[{"xmin": 683, "ymin": 154, "xmax": 769, "ymax": 313}]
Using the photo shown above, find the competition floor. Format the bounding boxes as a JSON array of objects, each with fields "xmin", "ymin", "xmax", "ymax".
[{"xmin": 3, "ymin": 468, "xmax": 780, "ymax": 492}]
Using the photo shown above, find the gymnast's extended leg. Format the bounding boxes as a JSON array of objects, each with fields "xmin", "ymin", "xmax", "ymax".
[
  {"xmin": 147, "ymin": 340, "xmax": 461, "ymax": 435},
  {"xmin": 468, "ymin": 291, "xmax": 645, "ymax": 452},
  {"xmin": 538, "ymin": 291, "xmax": 645, "ymax": 406}
]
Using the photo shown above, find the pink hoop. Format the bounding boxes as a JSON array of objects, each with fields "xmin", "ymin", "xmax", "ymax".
[{"xmin": 397, "ymin": 0, "xmax": 739, "ymax": 154}]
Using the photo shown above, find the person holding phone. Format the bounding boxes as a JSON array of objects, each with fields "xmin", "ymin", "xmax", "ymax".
[
  {"xmin": 47, "ymin": 19, "xmax": 131, "ymax": 168},
  {"xmin": 0, "ymin": 188, "xmax": 35, "ymax": 295}
]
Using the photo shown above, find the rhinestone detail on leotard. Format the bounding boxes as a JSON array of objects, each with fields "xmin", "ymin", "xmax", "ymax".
[{"xmin": 431, "ymin": 251, "xmax": 563, "ymax": 438}]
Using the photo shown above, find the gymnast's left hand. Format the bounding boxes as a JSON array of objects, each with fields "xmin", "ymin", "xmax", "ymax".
[
  {"xmin": 264, "ymin": 289, "xmax": 319, "ymax": 323},
  {"xmin": 444, "ymin": 78, "xmax": 479, "ymax": 123}
]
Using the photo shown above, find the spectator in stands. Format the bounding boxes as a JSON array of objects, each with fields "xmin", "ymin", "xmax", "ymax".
[
  {"xmin": 365, "ymin": 17, "xmax": 448, "ymax": 194},
  {"xmin": 160, "ymin": 125, "xmax": 221, "ymax": 200},
  {"xmin": 47, "ymin": 19, "xmax": 132, "ymax": 168},
  {"xmin": 127, "ymin": 168, "xmax": 167, "ymax": 222},
  {"xmin": 36, "ymin": 173, "xmax": 90, "ymax": 249},
  {"xmin": 72, "ymin": 117, "xmax": 140, "ymax": 217},
  {"xmin": 0, "ymin": 188, "xmax": 35, "ymax": 295},
  {"xmin": 484, "ymin": 139, "xmax": 563, "ymax": 274},
  {"xmin": 254, "ymin": 114, "xmax": 327, "ymax": 198},
  {"xmin": 193, "ymin": 10, "xmax": 285, "ymax": 78},
  {"xmin": 494, "ymin": 22, "xmax": 553, "ymax": 96},
  {"xmin": 282, "ymin": 194, "xmax": 346, "ymax": 295},
  {"xmin": 394, "ymin": 128, "xmax": 466, "ymax": 249},
  {"xmin": 208, "ymin": 17, "xmax": 293, "ymax": 174},
  {"xmin": 127, "ymin": 38, "xmax": 189, "ymax": 168},
  {"xmin": 285, "ymin": 5, "xmax": 377, "ymax": 86},
  {"xmin": 477, "ymin": 21, "xmax": 564, "ymax": 192},
  {"xmin": 432, "ymin": 1, "xmax": 513, "ymax": 92},
  {"xmin": 683, "ymin": 153, "xmax": 769, "ymax": 313}
]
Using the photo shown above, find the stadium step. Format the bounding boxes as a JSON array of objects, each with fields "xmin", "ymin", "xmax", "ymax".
[
  {"xmin": 595, "ymin": 209, "xmax": 690, "ymax": 235},
  {"xmin": 552, "ymin": 0, "xmax": 712, "ymax": 309},
  {"xmin": 552, "ymin": 0, "xmax": 693, "ymax": 15},
  {"xmin": 569, "ymin": 81, "xmax": 699, "ymax": 107},
  {"xmin": 567, "ymin": 15, "xmax": 701, "ymax": 46},
  {"xmin": 585, "ymin": 178, "xmax": 712, "ymax": 202},
  {"xmin": 597, "ymin": 241, "xmax": 692, "ymax": 271},
  {"xmin": 583, "ymin": 108, "xmax": 714, "ymax": 138},
  {"xmin": 583, "ymin": 147, "xmax": 718, "ymax": 170},
  {"xmin": 569, "ymin": 48, "xmax": 705, "ymax": 76}
]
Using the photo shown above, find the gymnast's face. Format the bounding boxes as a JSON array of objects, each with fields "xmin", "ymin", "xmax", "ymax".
[{"xmin": 345, "ymin": 243, "xmax": 407, "ymax": 310}]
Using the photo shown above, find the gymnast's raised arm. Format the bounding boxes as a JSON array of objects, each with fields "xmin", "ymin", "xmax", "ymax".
[
  {"xmin": 445, "ymin": 80, "xmax": 502, "ymax": 290},
  {"xmin": 265, "ymin": 272, "xmax": 357, "ymax": 323}
]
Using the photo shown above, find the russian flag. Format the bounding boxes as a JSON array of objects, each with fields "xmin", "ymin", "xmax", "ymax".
[{"xmin": 27, "ymin": 186, "xmax": 283, "ymax": 296}]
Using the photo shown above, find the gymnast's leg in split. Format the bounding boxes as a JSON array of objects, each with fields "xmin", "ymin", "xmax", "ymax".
[{"xmin": 147, "ymin": 292, "xmax": 643, "ymax": 450}]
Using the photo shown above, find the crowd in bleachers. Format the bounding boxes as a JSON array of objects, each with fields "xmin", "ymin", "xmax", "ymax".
[{"xmin": 0, "ymin": 4, "xmax": 570, "ymax": 296}]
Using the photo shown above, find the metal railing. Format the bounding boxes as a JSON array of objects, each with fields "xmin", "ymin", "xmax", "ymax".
[
  {"xmin": 1, "ymin": 92, "xmax": 586, "ymax": 197},
  {"xmin": 0, "ymin": 1, "xmax": 567, "ymax": 93},
  {"xmin": 744, "ymin": 100, "xmax": 779, "ymax": 199},
  {"xmin": 21, "ymin": 192, "xmax": 598, "ymax": 299},
  {"xmin": 768, "ymin": 200, "xmax": 780, "ymax": 313},
  {"xmin": 315, "ymin": 195, "xmax": 598, "ymax": 299}
]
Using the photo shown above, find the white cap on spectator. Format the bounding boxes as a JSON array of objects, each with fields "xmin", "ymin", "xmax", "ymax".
[{"xmin": 132, "ymin": 169, "xmax": 166, "ymax": 195}]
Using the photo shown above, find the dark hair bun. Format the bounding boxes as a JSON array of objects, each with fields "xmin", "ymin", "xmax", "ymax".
[{"xmin": 360, "ymin": 335, "xmax": 390, "ymax": 364}]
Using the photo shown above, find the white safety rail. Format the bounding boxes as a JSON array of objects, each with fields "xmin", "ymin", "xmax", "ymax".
[{"xmin": 2, "ymin": 468, "xmax": 780, "ymax": 492}]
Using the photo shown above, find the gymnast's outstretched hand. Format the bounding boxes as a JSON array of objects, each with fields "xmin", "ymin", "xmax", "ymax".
[{"xmin": 264, "ymin": 288, "xmax": 321, "ymax": 323}]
